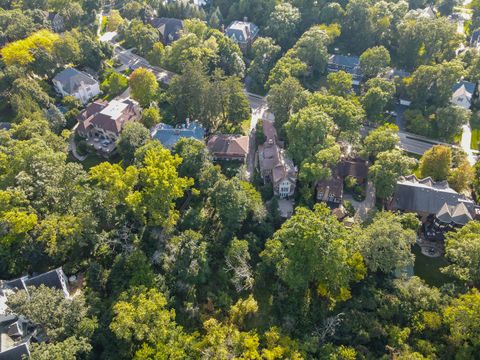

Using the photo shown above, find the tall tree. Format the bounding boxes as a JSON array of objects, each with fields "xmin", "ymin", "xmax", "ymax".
[
  {"xmin": 265, "ymin": 3, "xmax": 301, "ymax": 49},
  {"xmin": 129, "ymin": 68, "xmax": 159, "ymax": 107},
  {"xmin": 418, "ymin": 145, "xmax": 452, "ymax": 181},
  {"xmin": 360, "ymin": 46, "xmax": 391, "ymax": 79}
]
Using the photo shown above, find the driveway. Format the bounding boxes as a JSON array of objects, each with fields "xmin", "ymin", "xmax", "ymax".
[
  {"xmin": 460, "ymin": 123, "xmax": 477, "ymax": 165},
  {"xmin": 354, "ymin": 181, "xmax": 376, "ymax": 222}
]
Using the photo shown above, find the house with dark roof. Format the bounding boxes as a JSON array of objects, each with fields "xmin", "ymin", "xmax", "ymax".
[
  {"xmin": 316, "ymin": 159, "xmax": 369, "ymax": 207},
  {"xmin": 391, "ymin": 175, "xmax": 479, "ymax": 239},
  {"xmin": 258, "ymin": 121, "xmax": 297, "ymax": 199},
  {"xmin": 1, "ymin": 268, "xmax": 70, "ymax": 298},
  {"xmin": 150, "ymin": 17, "xmax": 184, "ymax": 45},
  {"xmin": 225, "ymin": 21, "xmax": 259, "ymax": 52},
  {"xmin": 76, "ymin": 99, "xmax": 140, "ymax": 156},
  {"xmin": 207, "ymin": 134, "xmax": 250, "ymax": 162},
  {"xmin": 151, "ymin": 120, "xmax": 205, "ymax": 148},
  {"xmin": 52, "ymin": 68, "xmax": 100, "ymax": 104},
  {"xmin": 0, "ymin": 342, "xmax": 30, "ymax": 360},
  {"xmin": 327, "ymin": 54, "xmax": 363, "ymax": 85},
  {"xmin": 451, "ymin": 80, "xmax": 476, "ymax": 109}
]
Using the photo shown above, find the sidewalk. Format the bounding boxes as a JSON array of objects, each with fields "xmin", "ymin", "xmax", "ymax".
[{"xmin": 460, "ymin": 123, "xmax": 477, "ymax": 166}]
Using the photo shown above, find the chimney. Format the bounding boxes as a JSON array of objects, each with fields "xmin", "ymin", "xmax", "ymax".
[
  {"xmin": 245, "ymin": 25, "xmax": 250, "ymax": 39},
  {"xmin": 186, "ymin": 117, "xmax": 190, "ymax": 127},
  {"xmin": 243, "ymin": 16, "xmax": 248, "ymax": 22}
]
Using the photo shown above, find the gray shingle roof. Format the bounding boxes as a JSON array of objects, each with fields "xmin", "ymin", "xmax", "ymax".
[
  {"xmin": 393, "ymin": 175, "xmax": 475, "ymax": 225},
  {"xmin": 225, "ymin": 21, "xmax": 259, "ymax": 44},
  {"xmin": 0, "ymin": 343, "xmax": 30, "ymax": 360},
  {"xmin": 151, "ymin": 121, "xmax": 205, "ymax": 148},
  {"xmin": 53, "ymin": 68, "xmax": 98, "ymax": 94},
  {"xmin": 151, "ymin": 17, "xmax": 183, "ymax": 44}
]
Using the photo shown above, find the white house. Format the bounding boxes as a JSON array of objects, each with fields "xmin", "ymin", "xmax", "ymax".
[
  {"xmin": 52, "ymin": 68, "xmax": 100, "ymax": 104},
  {"xmin": 451, "ymin": 80, "xmax": 476, "ymax": 109}
]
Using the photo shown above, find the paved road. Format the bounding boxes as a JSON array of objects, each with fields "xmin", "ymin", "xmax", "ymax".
[{"xmin": 460, "ymin": 123, "xmax": 478, "ymax": 165}]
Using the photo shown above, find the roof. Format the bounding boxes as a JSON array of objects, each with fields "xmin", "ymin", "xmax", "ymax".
[
  {"xmin": 151, "ymin": 121, "xmax": 205, "ymax": 148},
  {"xmin": 0, "ymin": 343, "xmax": 30, "ymax": 360},
  {"xmin": 0, "ymin": 123, "xmax": 11, "ymax": 131},
  {"xmin": 316, "ymin": 176, "xmax": 343, "ymax": 201},
  {"xmin": 258, "ymin": 140, "xmax": 296, "ymax": 186},
  {"xmin": 337, "ymin": 159, "xmax": 368, "ymax": 180},
  {"xmin": 207, "ymin": 135, "xmax": 249, "ymax": 158},
  {"xmin": 225, "ymin": 21, "xmax": 259, "ymax": 44},
  {"xmin": 77, "ymin": 99, "xmax": 139, "ymax": 136},
  {"xmin": 471, "ymin": 28, "xmax": 480, "ymax": 46},
  {"xmin": 328, "ymin": 54, "xmax": 360, "ymax": 69},
  {"xmin": 452, "ymin": 80, "xmax": 475, "ymax": 99},
  {"xmin": 53, "ymin": 68, "xmax": 98, "ymax": 95},
  {"xmin": 23, "ymin": 268, "xmax": 68, "ymax": 295},
  {"xmin": 393, "ymin": 175, "xmax": 475, "ymax": 225},
  {"xmin": 151, "ymin": 17, "xmax": 183, "ymax": 44}
]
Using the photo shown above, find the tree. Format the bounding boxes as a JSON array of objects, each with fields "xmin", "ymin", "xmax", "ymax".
[
  {"xmin": 247, "ymin": 37, "xmax": 281, "ymax": 93},
  {"xmin": 101, "ymin": 72, "xmax": 128, "ymax": 97},
  {"xmin": 369, "ymin": 149, "xmax": 416, "ymax": 200},
  {"xmin": 448, "ymin": 160, "xmax": 475, "ymax": 193},
  {"xmin": 360, "ymin": 46, "xmax": 391, "ymax": 79},
  {"xmin": 110, "ymin": 287, "xmax": 198, "ymax": 359},
  {"xmin": 357, "ymin": 212, "xmax": 416, "ymax": 273},
  {"xmin": 362, "ymin": 78, "xmax": 396, "ymax": 122},
  {"xmin": 363, "ymin": 124, "xmax": 400, "ymax": 159},
  {"xmin": 267, "ymin": 76, "xmax": 308, "ymax": 134},
  {"xmin": 146, "ymin": 42, "xmax": 164, "ymax": 67},
  {"xmin": 117, "ymin": 122, "xmax": 150, "ymax": 165},
  {"xmin": 52, "ymin": 32, "xmax": 80, "ymax": 65},
  {"xmin": 121, "ymin": 20, "xmax": 159, "ymax": 57},
  {"xmin": 341, "ymin": 0, "xmax": 375, "ymax": 53},
  {"xmin": 265, "ymin": 3, "xmax": 301, "ymax": 48},
  {"xmin": 443, "ymin": 221, "xmax": 480, "ymax": 285},
  {"xmin": 141, "ymin": 106, "xmax": 161, "ymax": 129},
  {"xmin": 107, "ymin": 10, "xmax": 124, "ymax": 32},
  {"xmin": 44, "ymin": 104, "xmax": 66, "ymax": 134},
  {"xmin": 418, "ymin": 145, "xmax": 452, "ymax": 181},
  {"xmin": 172, "ymin": 137, "xmax": 211, "ymax": 182},
  {"xmin": 7, "ymin": 286, "xmax": 97, "ymax": 342},
  {"xmin": 435, "ymin": 105, "xmax": 469, "ymax": 141},
  {"xmin": 261, "ymin": 204, "xmax": 366, "ymax": 302},
  {"xmin": 327, "ymin": 71, "xmax": 353, "ymax": 97},
  {"xmin": 294, "ymin": 25, "xmax": 333, "ymax": 78},
  {"xmin": 30, "ymin": 337, "xmax": 92, "ymax": 360},
  {"xmin": 285, "ymin": 105, "xmax": 335, "ymax": 164},
  {"xmin": 443, "ymin": 289, "xmax": 480, "ymax": 350},
  {"xmin": 129, "ymin": 68, "xmax": 159, "ymax": 107},
  {"xmin": 225, "ymin": 238, "xmax": 254, "ymax": 292}
]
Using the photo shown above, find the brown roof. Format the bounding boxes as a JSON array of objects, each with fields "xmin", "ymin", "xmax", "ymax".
[
  {"xmin": 316, "ymin": 176, "xmax": 343, "ymax": 201},
  {"xmin": 337, "ymin": 159, "xmax": 368, "ymax": 180},
  {"xmin": 207, "ymin": 135, "xmax": 249, "ymax": 158},
  {"xmin": 76, "ymin": 99, "xmax": 139, "ymax": 136}
]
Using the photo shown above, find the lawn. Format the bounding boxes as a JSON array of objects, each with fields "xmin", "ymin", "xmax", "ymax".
[
  {"xmin": 68, "ymin": 153, "xmax": 112, "ymax": 171},
  {"xmin": 471, "ymin": 128, "xmax": 479, "ymax": 150},
  {"xmin": 412, "ymin": 245, "xmax": 453, "ymax": 287}
]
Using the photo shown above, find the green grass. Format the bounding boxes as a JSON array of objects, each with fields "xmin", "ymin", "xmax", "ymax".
[
  {"xmin": 68, "ymin": 153, "xmax": 110, "ymax": 171},
  {"xmin": 471, "ymin": 128, "xmax": 479, "ymax": 150},
  {"xmin": 412, "ymin": 245, "xmax": 452, "ymax": 287}
]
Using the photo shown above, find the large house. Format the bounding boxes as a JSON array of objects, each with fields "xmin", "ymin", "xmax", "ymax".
[
  {"xmin": 316, "ymin": 159, "xmax": 369, "ymax": 206},
  {"xmin": 53, "ymin": 68, "xmax": 100, "ymax": 105},
  {"xmin": 150, "ymin": 17, "xmax": 183, "ymax": 45},
  {"xmin": 451, "ymin": 80, "xmax": 476, "ymax": 109},
  {"xmin": 76, "ymin": 99, "xmax": 140, "ymax": 156},
  {"xmin": 391, "ymin": 175, "xmax": 480, "ymax": 240},
  {"xmin": 151, "ymin": 120, "xmax": 205, "ymax": 148},
  {"xmin": 0, "ymin": 268, "xmax": 70, "ymax": 360},
  {"xmin": 258, "ymin": 121, "xmax": 297, "ymax": 199},
  {"xmin": 225, "ymin": 20, "xmax": 259, "ymax": 52},
  {"xmin": 327, "ymin": 54, "xmax": 363, "ymax": 85},
  {"xmin": 207, "ymin": 134, "xmax": 249, "ymax": 162}
]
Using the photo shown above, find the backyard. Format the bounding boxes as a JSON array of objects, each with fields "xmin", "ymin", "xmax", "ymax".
[{"xmin": 412, "ymin": 245, "xmax": 453, "ymax": 287}]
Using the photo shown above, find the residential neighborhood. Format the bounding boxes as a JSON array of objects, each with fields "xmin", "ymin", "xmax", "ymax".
[{"xmin": 1, "ymin": 0, "xmax": 480, "ymax": 359}]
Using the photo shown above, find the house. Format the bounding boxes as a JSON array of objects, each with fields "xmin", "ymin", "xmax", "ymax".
[
  {"xmin": 451, "ymin": 80, "xmax": 476, "ymax": 109},
  {"xmin": 407, "ymin": 6, "xmax": 436, "ymax": 20},
  {"xmin": 258, "ymin": 121, "xmax": 297, "ymax": 199},
  {"xmin": 316, "ymin": 176, "xmax": 344, "ymax": 206},
  {"xmin": 1, "ymin": 268, "xmax": 70, "ymax": 298},
  {"xmin": 0, "ymin": 268, "xmax": 71, "ymax": 359},
  {"xmin": 337, "ymin": 159, "xmax": 368, "ymax": 184},
  {"xmin": 76, "ymin": 99, "xmax": 140, "ymax": 156},
  {"xmin": 207, "ymin": 134, "xmax": 250, "ymax": 162},
  {"xmin": 327, "ymin": 54, "xmax": 363, "ymax": 85},
  {"xmin": 0, "ymin": 342, "xmax": 30, "ymax": 360},
  {"xmin": 225, "ymin": 20, "xmax": 259, "ymax": 52},
  {"xmin": 52, "ymin": 68, "xmax": 100, "ymax": 105},
  {"xmin": 47, "ymin": 12, "xmax": 64, "ymax": 33},
  {"xmin": 391, "ymin": 175, "xmax": 480, "ymax": 240},
  {"xmin": 151, "ymin": 120, "xmax": 205, "ymax": 148},
  {"xmin": 150, "ymin": 17, "xmax": 183, "ymax": 45},
  {"xmin": 316, "ymin": 158, "xmax": 368, "ymax": 206}
]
